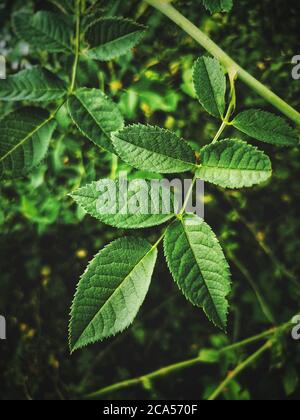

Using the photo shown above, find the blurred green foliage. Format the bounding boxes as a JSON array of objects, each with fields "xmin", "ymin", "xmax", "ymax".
[{"xmin": 0, "ymin": 0, "xmax": 300, "ymax": 400}]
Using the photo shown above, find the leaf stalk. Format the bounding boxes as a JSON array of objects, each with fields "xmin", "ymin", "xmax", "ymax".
[{"xmin": 69, "ymin": 0, "xmax": 82, "ymax": 93}]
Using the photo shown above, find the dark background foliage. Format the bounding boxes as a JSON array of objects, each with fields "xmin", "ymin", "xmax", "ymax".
[{"xmin": 0, "ymin": 0, "xmax": 300, "ymax": 400}]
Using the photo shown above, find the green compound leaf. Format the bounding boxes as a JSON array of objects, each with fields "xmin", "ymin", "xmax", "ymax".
[
  {"xmin": 85, "ymin": 17, "xmax": 147, "ymax": 61},
  {"xmin": 12, "ymin": 10, "xmax": 72, "ymax": 53},
  {"xmin": 71, "ymin": 178, "xmax": 179, "ymax": 229},
  {"xmin": 69, "ymin": 237, "xmax": 158, "ymax": 351},
  {"xmin": 193, "ymin": 56, "xmax": 226, "ymax": 118},
  {"xmin": 202, "ymin": 0, "xmax": 233, "ymax": 14},
  {"xmin": 0, "ymin": 107, "xmax": 56, "ymax": 180},
  {"xmin": 68, "ymin": 88, "xmax": 124, "ymax": 153},
  {"xmin": 112, "ymin": 125, "xmax": 196, "ymax": 174},
  {"xmin": 232, "ymin": 109, "xmax": 298, "ymax": 147},
  {"xmin": 0, "ymin": 66, "xmax": 67, "ymax": 102},
  {"xmin": 164, "ymin": 214, "xmax": 231, "ymax": 330},
  {"xmin": 196, "ymin": 139, "xmax": 272, "ymax": 189}
]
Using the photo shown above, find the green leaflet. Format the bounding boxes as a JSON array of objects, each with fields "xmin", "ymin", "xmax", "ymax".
[
  {"xmin": 164, "ymin": 214, "xmax": 231, "ymax": 330},
  {"xmin": 112, "ymin": 125, "xmax": 196, "ymax": 174},
  {"xmin": 70, "ymin": 179, "xmax": 178, "ymax": 229},
  {"xmin": 12, "ymin": 10, "xmax": 73, "ymax": 53},
  {"xmin": 48, "ymin": 0, "xmax": 74, "ymax": 14},
  {"xmin": 196, "ymin": 139, "xmax": 272, "ymax": 189},
  {"xmin": 232, "ymin": 109, "xmax": 298, "ymax": 147},
  {"xmin": 69, "ymin": 237, "xmax": 158, "ymax": 352},
  {"xmin": 193, "ymin": 56, "xmax": 226, "ymax": 118},
  {"xmin": 82, "ymin": 5, "xmax": 105, "ymax": 30},
  {"xmin": 202, "ymin": 0, "xmax": 233, "ymax": 14},
  {"xmin": 0, "ymin": 107, "xmax": 56, "ymax": 180},
  {"xmin": 68, "ymin": 88, "xmax": 124, "ymax": 153},
  {"xmin": 0, "ymin": 66, "xmax": 67, "ymax": 102},
  {"xmin": 85, "ymin": 17, "xmax": 147, "ymax": 61}
]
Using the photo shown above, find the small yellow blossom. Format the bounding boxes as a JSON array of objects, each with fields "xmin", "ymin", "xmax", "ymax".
[
  {"xmin": 203, "ymin": 194, "xmax": 214, "ymax": 204},
  {"xmin": 165, "ymin": 116, "xmax": 175, "ymax": 130},
  {"xmin": 169, "ymin": 62, "xmax": 180, "ymax": 75},
  {"xmin": 42, "ymin": 278, "xmax": 49, "ymax": 288},
  {"xmin": 257, "ymin": 62, "xmax": 266, "ymax": 71},
  {"xmin": 76, "ymin": 249, "xmax": 88, "ymax": 259},
  {"xmin": 110, "ymin": 80, "xmax": 123, "ymax": 91},
  {"xmin": 145, "ymin": 70, "xmax": 157, "ymax": 80},
  {"xmin": 141, "ymin": 102, "xmax": 152, "ymax": 118},
  {"xmin": 20, "ymin": 323, "xmax": 29, "ymax": 333},
  {"xmin": 256, "ymin": 231, "xmax": 265, "ymax": 242},
  {"xmin": 41, "ymin": 266, "xmax": 51, "ymax": 277},
  {"xmin": 281, "ymin": 194, "xmax": 291, "ymax": 203},
  {"xmin": 49, "ymin": 354, "xmax": 60, "ymax": 370},
  {"xmin": 27, "ymin": 329, "xmax": 36, "ymax": 339}
]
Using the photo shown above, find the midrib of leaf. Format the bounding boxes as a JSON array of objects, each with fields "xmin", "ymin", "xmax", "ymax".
[
  {"xmin": 180, "ymin": 218, "xmax": 224, "ymax": 328},
  {"xmin": 0, "ymin": 115, "xmax": 54, "ymax": 163},
  {"xmin": 2, "ymin": 85, "xmax": 64, "ymax": 94},
  {"xmin": 0, "ymin": 68, "xmax": 67, "ymax": 98},
  {"xmin": 73, "ymin": 93, "xmax": 111, "ymax": 140},
  {"xmin": 90, "ymin": 30, "xmax": 143, "ymax": 51},
  {"xmin": 31, "ymin": 17, "xmax": 72, "ymax": 52},
  {"xmin": 2, "ymin": 88, "xmax": 65, "ymax": 97},
  {"xmin": 72, "ymin": 244, "xmax": 157, "ymax": 349},
  {"xmin": 202, "ymin": 59, "xmax": 222, "ymax": 117},
  {"xmin": 118, "ymin": 136, "xmax": 196, "ymax": 168},
  {"xmin": 197, "ymin": 164, "xmax": 271, "ymax": 174}
]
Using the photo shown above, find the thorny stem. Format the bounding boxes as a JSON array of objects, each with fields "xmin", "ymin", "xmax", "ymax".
[
  {"xmin": 86, "ymin": 318, "xmax": 293, "ymax": 399},
  {"xmin": 69, "ymin": 0, "xmax": 82, "ymax": 93},
  {"xmin": 144, "ymin": 0, "xmax": 300, "ymax": 125}
]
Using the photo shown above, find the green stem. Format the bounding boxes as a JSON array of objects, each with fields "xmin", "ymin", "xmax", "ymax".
[
  {"xmin": 207, "ymin": 340, "xmax": 273, "ymax": 401},
  {"xmin": 211, "ymin": 119, "xmax": 228, "ymax": 144},
  {"xmin": 69, "ymin": 0, "xmax": 82, "ymax": 93},
  {"xmin": 179, "ymin": 175, "xmax": 197, "ymax": 215},
  {"xmin": 212, "ymin": 73, "xmax": 236, "ymax": 143},
  {"xmin": 86, "ymin": 319, "xmax": 292, "ymax": 399},
  {"xmin": 110, "ymin": 154, "xmax": 119, "ymax": 180},
  {"xmin": 144, "ymin": 0, "xmax": 300, "ymax": 125}
]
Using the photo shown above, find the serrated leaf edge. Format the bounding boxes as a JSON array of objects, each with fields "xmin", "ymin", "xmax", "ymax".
[
  {"xmin": 69, "ymin": 180, "xmax": 175, "ymax": 230},
  {"xmin": 69, "ymin": 237, "xmax": 157, "ymax": 353},
  {"xmin": 164, "ymin": 216, "xmax": 231, "ymax": 331},
  {"xmin": 196, "ymin": 138, "xmax": 273, "ymax": 189},
  {"xmin": 192, "ymin": 56, "xmax": 226, "ymax": 119},
  {"xmin": 232, "ymin": 109, "xmax": 299, "ymax": 147},
  {"xmin": 112, "ymin": 123, "xmax": 197, "ymax": 173}
]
